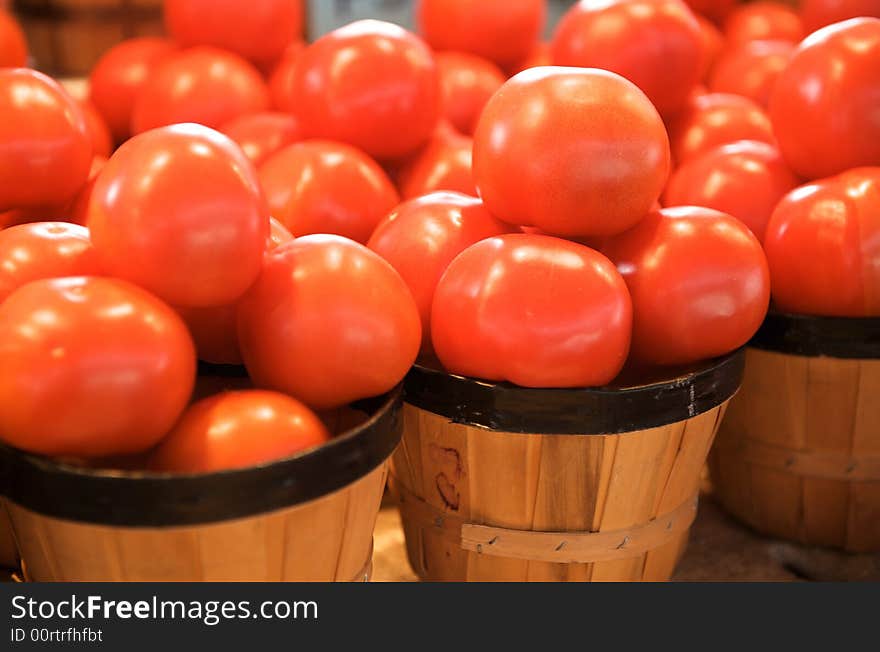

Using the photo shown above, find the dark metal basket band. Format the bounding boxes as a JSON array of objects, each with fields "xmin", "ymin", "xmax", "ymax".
[{"xmin": 749, "ymin": 311, "xmax": 880, "ymax": 359}]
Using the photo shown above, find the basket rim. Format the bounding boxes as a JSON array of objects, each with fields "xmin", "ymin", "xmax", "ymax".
[
  {"xmin": 750, "ymin": 309, "xmax": 880, "ymax": 359},
  {"xmin": 0, "ymin": 385, "xmax": 402, "ymax": 527}
]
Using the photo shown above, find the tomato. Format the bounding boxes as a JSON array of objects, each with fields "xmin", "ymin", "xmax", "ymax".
[
  {"xmin": 507, "ymin": 41, "xmax": 551, "ymax": 75},
  {"xmin": 708, "ymin": 39, "xmax": 793, "ymax": 108},
  {"xmin": 131, "ymin": 47, "xmax": 269, "ymax": 134},
  {"xmin": 417, "ymin": 0, "xmax": 546, "ymax": 69},
  {"xmin": 89, "ymin": 124, "xmax": 269, "ymax": 308},
  {"xmin": 0, "ymin": 69, "xmax": 92, "ymax": 212},
  {"xmin": 267, "ymin": 40, "xmax": 305, "ymax": 112},
  {"xmin": 601, "ymin": 207, "xmax": 770, "ymax": 366},
  {"xmin": 764, "ymin": 168, "xmax": 880, "ymax": 316},
  {"xmin": 78, "ymin": 99, "xmax": 113, "ymax": 158},
  {"xmin": 150, "ymin": 390, "xmax": 329, "ymax": 473},
  {"xmin": 67, "ymin": 156, "xmax": 108, "ymax": 226},
  {"xmin": 431, "ymin": 233, "xmax": 631, "ymax": 387},
  {"xmin": 697, "ymin": 13, "xmax": 725, "ymax": 81},
  {"xmin": 0, "ymin": 276, "xmax": 195, "ymax": 457},
  {"xmin": 724, "ymin": 2, "xmax": 803, "ymax": 45},
  {"xmin": 769, "ymin": 18, "xmax": 880, "ymax": 180},
  {"xmin": 436, "ymin": 52, "xmax": 505, "ymax": 137},
  {"xmin": 551, "ymin": 0, "xmax": 704, "ymax": 116},
  {"xmin": 267, "ymin": 216, "xmax": 293, "ymax": 249},
  {"xmin": 291, "ymin": 21, "xmax": 440, "ymax": 161},
  {"xmin": 164, "ymin": 0, "xmax": 304, "ymax": 65},
  {"xmin": 801, "ymin": 0, "xmax": 880, "ymax": 34},
  {"xmin": 258, "ymin": 140, "xmax": 399, "ymax": 244},
  {"xmin": 683, "ymin": 0, "xmax": 736, "ymax": 26},
  {"xmin": 220, "ymin": 111, "xmax": 301, "ymax": 167},
  {"xmin": 473, "ymin": 67, "xmax": 670, "ymax": 237},
  {"xmin": 367, "ymin": 192, "xmax": 511, "ymax": 350},
  {"xmin": 237, "ymin": 235, "xmax": 421, "ymax": 409},
  {"xmin": 0, "ymin": 10, "xmax": 27, "ymax": 68},
  {"xmin": 664, "ymin": 140, "xmax": 800, "ymax": 242},
  {"xmin": 667, "ymin": 92, "xmax": 775, "ymax": 164},
  {"xmin": 88, "ymin": 37, "xmax": 176, "ymax": 142},
  {"xmin": 0, "ymin": 222, "xmax": 100, "ymax": 303},
  {"xmin": 397, "ymin": 130, "xmax": 476, "ymax": 199}
]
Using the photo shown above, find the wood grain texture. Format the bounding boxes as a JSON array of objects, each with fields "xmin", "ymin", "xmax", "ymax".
[
  {"xmin": 7, "ymin": 463, "xmax": 387, "ymax": 581},
  {"xmin": 391, "ymin": 402, "xmax": 729, "ymax": 581},
  {"xmin": 710, "ymin": 348, "xmax": 880, "ymax": 552},
  {"xmin": 0, "ymin": 499, "xmax": 19, "ymax": 571}
]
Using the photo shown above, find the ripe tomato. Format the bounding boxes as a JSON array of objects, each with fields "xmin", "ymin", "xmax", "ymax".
[
  {"xmin": 267, "ymin": 40, "xmax": 305, "ymax": 112},
  {"xmin": 708, "ymin": 39, "xmax": 793, "ymax": 108},
  {"xmin": 431, "ymin": 233, "xmax": 632, "ymax": 387},
  {"xmin": 436, "ymin": 52, "xmax": 505, "ymax": 137},
  {"xmin": 601, "ymin": 207, "xmax": 770, "ymax": 366},
  {"xmin": 664, "ymin": 140, "xmax": 800, "ymax": 242},
  {"xmin": 78, "ymin": 99, "xmax": 113, "ymax": 158},
  {"xmin": 164, "ymin": 0, "xmax": 304, "ymax": 65},
  {"xmin": 0, "ymin": 277, "xmax": 195, "ymax": 457},
  {"xmin": 769, "ymin": 18, "xmax": 880, "ymax": 180},
  {"xmin": 368, "ymin": 192, "xmax": 512, "ymax": 350},
  {"xmin": 237, "ymin": 235, "xmax": 421, "ymax": 410},
  {"xmin": 683, "ymin": 0, "xmax": 736, "ymax": 25},
  {"xmin": 131, "ymin": 47, "xmax": 269, "ymax": 134},
  {"xmin": 258, "ymin": 140, "xmax": 399, "ymax": 244},
  {"xmin": 0, "ymin": 69, "xmax": 92, "ymax": 211},
  {"xmin": 551, "ymin": 0, "xmax": 704, "ymax": 115},
  {"xmin": 507, "ymin": 41, "xmax": 551, "ymax": 76},
  {"xmin": 220, "ymin": 111, "xmax": 301, "ymax": 166},
  {"xmin": 267, "ymin": 216, "xmax": 293, "ymax": 249},
  {"xmin": 473, "ymin": 67, "xmax": 670, "ymax": 237},
  {"xmin": 697, "ymin": 13, "xmax": 724, "ymax": 81},
  {"xmin": 67, "ymin": 156, "xmax": 107, "ymax": 226},
  {"xmin": 667, "ymin": 92, "xmax": 775, "ymax": 164},
  {"xmin": 150, "ymin": 390, "xmax": 329, "ymax": 473},
  {"xmin": 724, "ymin": 2, "xmax": 804, "ymax": 45},
  {"xmin": 397, "ymin": 130, "xmax": 476, "ymax": 199},
  {"xmin": 417, "ymin": 0, "xmax": 546, "ymax": 69},
  {"xmin": 0, "ymin": 222, "xmax": 100, "ymax": 303},
  {"xmin": 291, "ymin": 21, "xmax": 440, "ymax": 161},
  {"xmin": 764, "ymin": 168, "xmax": 880, "ymax": 316},
  {"xmin": 801, "ymin": 0, "xmax": 880, "ymax": 34},
  {"xmin": 88, "ymin": 37, "xmax": 176, "ymax": 142},
  {"xmin": 0, "ymin": 10, "xmax": 27, "ymax": 68},
  {"xmin": 89, "ymin": 124, "xmax": 269, "ymax": 308}
]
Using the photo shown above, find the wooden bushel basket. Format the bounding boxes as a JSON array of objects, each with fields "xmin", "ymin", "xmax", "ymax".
[
  {"xmin": 710, "ymin": 312, "xmax": 880, "ymax": 552},
  {"xmin": 390, "ymin": 351, "xmax": 745, "ymax": 581},
  {"xmin": 12, "ymin": 0, "xmax": 164, "ymax": 76},
  {"xmin": 0, "ymin": 388, "xmax": 402, "ymax": 581}
]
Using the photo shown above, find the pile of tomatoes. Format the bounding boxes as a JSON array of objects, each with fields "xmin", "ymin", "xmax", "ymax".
[{"xmin": 0, "ymin": 0, "xmax": 878, "ymax": 473}]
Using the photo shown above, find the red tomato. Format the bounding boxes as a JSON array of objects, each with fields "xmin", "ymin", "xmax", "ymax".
[
  {"xmin": 267, "ymin": 40, "xmax": 305, "ymax": 112},
  {"xmin": 801, "ymin": 0, "xmax": 880, "ymax": 34},
  {"xmin": 237, "ymin": 235, "xmax": 421, "ymax": 409},
  {"xmin": 267, "ymin": 216, "xmax": 293, "ymax": 249},
  {"xmin": 764, "ymin": 168, "xmax": 880, "ymax": 316},
  {"xmin": 601, "ymin": 207, "xmax": 770, "ymax": 366},
  {"xmin": 769, "ymin": 18, "xmax": 880, "ymax": 180},
  {"xmin": 683, "ymin": 0, "xmax": 736, "ymax": 25},
  {"xmin": 398, "ymin": 130, "xmax": 476, "ymax": 199},
  {"xmin": 724, "ymin": 2, "xmax": 804, "ymax": 45},
  {"xmin": 664, "ymin": 140, "xmax": 800, "ymax": 242},
  {"xmin": 697, "ymin": 13, "xmax": 725, "ymax": 81},
  {"xmin": 367, "ymin": 192, "xmax": 512, "ymax": 350},
  {"xmin": 176, "ymin": 303, "xmax": 241, "ymax": 365},
  {"xmin": 667, "ymin": 92, "xmax": 775, "ymax": 164},
  {"xmin": 67, "ymin": 156, "xmax": 108, "ymax": 226},
  {"xmin": 259, "ymin": 140, "xmax": 399, "ymax": 244},
  {"xmin": 131, "ymin": 47, "xmax": 269, "ymax": 134},
  {"xmin": 0, "ymin": 10, "xmax": 27, "ymax": 68},
  {"xmin": 436, "ymin": 52, "xmax": 506, "ymax": 137},
  {"xmin": 164, "ymin": 0, "xmax": 304, "ymax": 65},
  {"xmin": 507, "ymin": 41, "xmax": 551, "ymax": 75},
  {"xmin": 551, "ymin": 0, "xmax": 704, "ymax": 115},
  {"xmin": 473, "ymin": 67, "xmax": 670, "ymax": 237},
  {"xmin": 150, "ymin": 390, "xmax": 329, "ymax": 473},
  {"xmin": 417, "ymin": 0, "xmax": 546, "ymax": 69},
  {"xmin": 431, "ymin": 233, "xmax": 632, "ymax": 387},
  {"xmin": 0, "ymin": 222, "xmax": 100, "ymax": 303},
  {"xmin": 89, "ymin": 124, "xmax": 269, "ymax": 308},
  {"xmin": 0, "ymin": 69, "xmax": 92, "ymax": 211},
  {"xmin": 220, "ymin": 111, "xmax": 301, "ymax": 166},
  {"xmin": 88, "ymin": 37, "xmax": 176, "ymax": 142},
  {"xmin": 708, "ymin": 39, "xmax": 793, "ymax": 108},
  {"xmin": 78, "ymin": 99, "xmax": 113, "ymax": 158},
  {"xmin": 0, "ymin": 277, "xmax": 195, "ymax": 457},
  {"xmin": 291, "ymin": 21, "xmax": 440, "ymax": 160}
]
